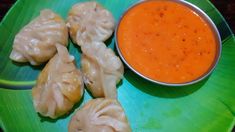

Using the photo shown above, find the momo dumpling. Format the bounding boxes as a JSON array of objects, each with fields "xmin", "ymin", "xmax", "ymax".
[
  {"xmin": 32, "ymin": 44, "xmax": 83, "ymax": 119},
  {"xmin": 67, "ymin": 2, "xmax": 115, "ymax": 46},
  {"xmin": 68, "ymin": 98, "xmax": 131, "ymax": 132},
  {"xmin": 10, "ymin": 9, "xmax": 68, "ymax": 65},
  {"xmin": 81, "ymin": 41, "xmax": 124, "ymax": 99},
  {"xmin": 68, "ymin": 99, "xmax": 131, "ymax": 132}
]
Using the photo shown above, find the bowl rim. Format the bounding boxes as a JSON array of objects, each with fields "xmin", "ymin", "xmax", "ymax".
[{"xmin": 115, "ymin": 0, "xmax": 222, "ymax": 87}]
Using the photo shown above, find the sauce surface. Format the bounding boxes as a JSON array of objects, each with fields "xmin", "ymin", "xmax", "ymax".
[{"xmin": 117, "ymin": 0, "xmax": 217, "ymax": 83}]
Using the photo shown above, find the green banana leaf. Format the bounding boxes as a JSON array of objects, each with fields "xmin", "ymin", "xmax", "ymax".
[{"xmin": 0, "ymin": 0, "xmax": 235, "ymax": 131}]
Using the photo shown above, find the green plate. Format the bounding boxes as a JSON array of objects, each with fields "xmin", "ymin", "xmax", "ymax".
[{"xmin": 0, "ymin": 0, "xmax": 235, "ymax": 131}]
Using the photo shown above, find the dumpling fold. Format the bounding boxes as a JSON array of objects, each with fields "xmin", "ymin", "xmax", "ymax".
[
  {"xmin": 81, "ymin": 41, "xmax": 124, "ymax": 99},
  {"xmin": 67, "ymin": 2, "xmax": 115, "ymax": 46},
  {"xmin": 68, "ymin": 98, "xmax": 131, "ymax": 132},
  {"xmin": 32, "ymin": 44, "xmax": 83, "ymax": 119},
  {"xmin": 10, "ymin": 9, "xmax": 68, "ymax": 65}
]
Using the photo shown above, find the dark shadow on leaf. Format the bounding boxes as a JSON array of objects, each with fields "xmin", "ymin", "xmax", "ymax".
[
  {"xmin": 12, "ymin": 61, "xmax": 45, "ymax": 70},
  {"xmin": 0, "ymin": 127, "xmax": 3, "ymax": 132},
  {"xmin": 85, "ymin": 86, "xmax": 96, "ymax": 99},
  {"xmin": 117, "ymin": 79, "xmax": 123, "ymax": 89},
  {"xmin": 105, "ymin": 33, "xmax": 114, "ymax": 47},
  {"xmin": 215, "ymin": 16, "xmax": 233, "ymax": 41},
  {"xmin": 39, "ymin": 93, "xmax": 84, "ymax": 123},
  {"xmin": 0, "ymin": 83, "xmax": 33, "ymax": 90},
  {"xmin": 124, "ymin": 70, "xmax": 209, "ymax": 98},
  {"xmin": 69, "ymin": 41, "xmax": 82, "ymax": 54}
]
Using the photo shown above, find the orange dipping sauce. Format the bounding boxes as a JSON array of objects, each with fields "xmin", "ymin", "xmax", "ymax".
[{"xmin": 117, "ymin": 0, "xmax": 218, "ymax": 84}]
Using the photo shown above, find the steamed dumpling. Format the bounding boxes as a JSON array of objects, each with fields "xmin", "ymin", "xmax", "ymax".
[
  {"xmin": 68, "ymin": 98, "xmax": 131, "ymax": 132},
  {"xmin": 67, "ymin": 2, "xmax": 115, "ymax": 46},
  {"xmin": 81, "ymin": 41, "xmax": 124, "ymax": 99},
  {"xmin": 10, "ymin": 9, "xmax": 68, "ymax": 65},
  {"xmin": 32, "ymin": 44, "xmax": 83, "ymax": 119}
]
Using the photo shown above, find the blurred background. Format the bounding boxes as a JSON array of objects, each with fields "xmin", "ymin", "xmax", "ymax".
[{"xmin": 0, "ymin": 0, "xmax": 234, "ymax": 32}]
